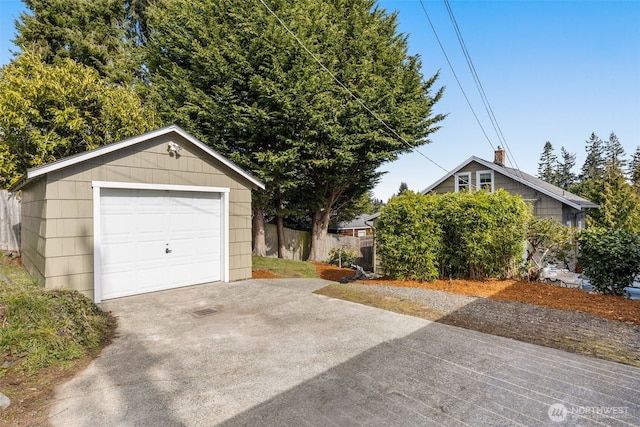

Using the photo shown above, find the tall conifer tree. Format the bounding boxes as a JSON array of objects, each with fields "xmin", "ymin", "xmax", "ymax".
[
  {"xmin": 537, "ymin": 141, "xmax": 558, "ymax": 184},
  {"xmin": 556, "ymin": 147, "xmax": 577, "ymax": 190},
  {"xmin": 144, "ymin": 0, "xmax": 445, "ymax": 259}
]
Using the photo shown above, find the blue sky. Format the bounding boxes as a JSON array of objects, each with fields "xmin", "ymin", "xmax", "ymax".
[
  {"xmin": 1, "ymin": 0, "xmax": 639, "ymax": 201},
  {"xmin": 375, "ymin": 0, "xmax": 640, "ymax": 200}
]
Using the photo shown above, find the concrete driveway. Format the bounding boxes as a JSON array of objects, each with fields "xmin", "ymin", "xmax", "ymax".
[{"xmin": 50, "ymin": 279, "xmax": 640, "ymax": 426}]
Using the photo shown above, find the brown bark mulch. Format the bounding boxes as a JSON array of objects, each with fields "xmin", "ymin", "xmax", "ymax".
[{"xmin": 311, "ymin": 262, "xmax": 640, "ymax": 366}]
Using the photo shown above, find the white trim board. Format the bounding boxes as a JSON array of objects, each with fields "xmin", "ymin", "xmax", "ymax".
[
  {"xmin": 92, "ymin": 181, "xmax": 230, "ymax": 303},
  {"xmin": 20, "ymin": 125, "xmax": 264, "ymax": 190}
]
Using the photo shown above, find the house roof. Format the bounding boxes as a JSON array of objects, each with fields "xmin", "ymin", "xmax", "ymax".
[
  {"xmin": 330, "ymin": 214, "xmax": 378, "ymax": 230},
  {"xmin": 10, "ymin": 125, "xmax": 265, "ymax": 191},
  {"xmin": 422, "ymin": 156, "xmax": 599, "ymax": 211}
]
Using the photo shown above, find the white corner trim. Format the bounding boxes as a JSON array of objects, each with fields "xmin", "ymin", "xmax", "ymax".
[
  {"xmin": 222, "ymin": 192, "xmax": 230, "ymax": 283},
  {"xmin": 93, "ymin": 185, "xmax": 103, "ymax": 304}
]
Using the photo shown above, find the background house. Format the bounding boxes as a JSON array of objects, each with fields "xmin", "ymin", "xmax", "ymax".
[
  {"xmin": 11, "ymin": 125, "xmax": 263, "ymax": 303},
  {"xmin": 423, "ymin": 148, "xmax": 599, "ymax": 228},
  {"xmin": 329, "ymin": 214, "xmax": 376, "ymax": 237}
]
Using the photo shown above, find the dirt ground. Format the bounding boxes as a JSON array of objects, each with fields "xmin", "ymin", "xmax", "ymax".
[
  {"xmin": 251, "ymin": 270, "xmax": 282, "ymax": 279},
  {"xmin": 0, "ymin": 357, "xmax": 94, "ymax": 426}
]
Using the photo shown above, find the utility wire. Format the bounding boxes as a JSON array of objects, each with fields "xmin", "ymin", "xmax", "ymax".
[
  {"xmin": 418, "ymin": 0, "xmax": 496, "ymax": 152},
  {"xmin": 257, "ymin": 0, "xmax": 450, "ymax": 174},
  {"xmin": 442, "ymin": 0, "xmax": 523, "ymax": 174}
]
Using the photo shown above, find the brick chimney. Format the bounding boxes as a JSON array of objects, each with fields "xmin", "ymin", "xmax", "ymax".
[{"xmin": 494, "ymin": 146, "xmax": 505, "ymax": 166}]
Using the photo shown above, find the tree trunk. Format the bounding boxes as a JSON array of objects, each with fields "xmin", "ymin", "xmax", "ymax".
[
  {"xmin": 307, "ymin": 208, "xmax": 331, "ymax": 261},
  {"xmin": 276, "ymin": 215, "xmax": 286, "ymax": 259},
  {"xmin": 252, "ymin": 207, "xmax": 267, "ymax": 257}
]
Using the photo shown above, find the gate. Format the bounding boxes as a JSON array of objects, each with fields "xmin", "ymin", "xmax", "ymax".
[{"xmin": 357, "ymin": 235, "xmax": 374, "ymax": 270}]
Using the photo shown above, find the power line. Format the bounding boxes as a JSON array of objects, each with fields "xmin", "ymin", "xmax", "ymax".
[
  {"xmin": 442, "ymin": 0, "xmax": 522, "ymax": 173},
  {"xmin": 418, "ymin": 0, "xmax": 496, "ymax": 152},
  {"xmin": 257, "ymin": 0, "xmax": 450, "ymax": 174}
]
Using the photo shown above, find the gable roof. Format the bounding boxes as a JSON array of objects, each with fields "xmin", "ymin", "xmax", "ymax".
[
  {"xmin": 10, "ymin": 125, "xmax": 265, "ymax": 191},
  {"xmin": 422, "ymin": 156, "xmax": 599, "ymax": 211},
  {"xmin": 329, "ymin": 214, "xmax": 377, "ymax": 230}
]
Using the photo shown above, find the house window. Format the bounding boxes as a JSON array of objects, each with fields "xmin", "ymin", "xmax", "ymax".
[
  {"xmin": 476, "ymin": 170, "xmax": 494, "ymax": 192},
  {"xmin": 455, "ymin": 172, "xmax": 471, "ymax": 192}
]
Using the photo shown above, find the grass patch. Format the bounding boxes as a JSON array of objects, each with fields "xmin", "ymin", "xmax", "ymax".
[
  {"xmin": 252, "ymin": 256, "xmax": 318, "ymax": 278},
  {"xmin": 314, "ymin": 284, "xmax": 446, "ymax": 321},
  {"xmin": 555, "ymin": 336, "xmax": 640, "ymax": 367},
  {"xmin": 0, "ymin": 255, "xmax": 114, "ymax": 377}
]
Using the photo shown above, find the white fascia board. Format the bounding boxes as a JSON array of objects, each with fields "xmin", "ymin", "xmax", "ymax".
[
  {"xmin": 26, "ymin": 125, "xmax": 265, "ymax": 190},
  {"xmin": 420, "ymin": 155, "xmax": 586, "ymax": 211},
  {"xmin": 421, "ymin": 157, "xmax": 476, "ymax": 194},
  {"xmin": 169, "ymin": 126, "xmax": 265, "ymax": 190},
  {"xmin": 470, "ymin": 157, "xmax": 585, "ymax": 211}
]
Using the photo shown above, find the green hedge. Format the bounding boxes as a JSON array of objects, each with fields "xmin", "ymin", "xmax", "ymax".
[
  {"xmin": 577, "ymin": 228, "xmax": 640, "ymax": 295},
  {"xmin": 376, "ymin": 192, "xmax": 442, "ymax": 280},
  {"xmin": 377, "ymin": 190, "xmax": 530, "ymax": 280}
]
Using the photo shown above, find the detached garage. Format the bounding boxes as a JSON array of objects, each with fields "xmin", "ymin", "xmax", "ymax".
[{"xmin": 11, "ymin": 125, "xmax": 264, "ymax": 302}]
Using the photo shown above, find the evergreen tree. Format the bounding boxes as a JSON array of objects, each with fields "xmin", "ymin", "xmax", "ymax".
[
  {"xmin": 397, "ymin": 182, "xmax": 410, "ymax": 196},
  {"xmin": 603, "ymin": 132, "xmax": 626, "ymax": 177},
  {"xmin": 144, "ymin": 0, "xmax": 445, "ymax": 260},
  {"xmin": 629, "ymin": 146, "xmax": 640, "ymax": 187},
  {"xmin": 537, "ymin": 141, "xmax": 558, "ymax": 184},
  {"xmin": 14, "ymin": 0, "xmax": 146, "ymax": 84},
  {"xmin": 556, "ymin": 147, "xmax": 577, "ymax": 190},
  {"xmin": 579, "ymin": 133, "xmax": 605, "ymax": 181},
  {"xmin": 586, "ymin": 164, "xmax": 640, "ymax": 231}
]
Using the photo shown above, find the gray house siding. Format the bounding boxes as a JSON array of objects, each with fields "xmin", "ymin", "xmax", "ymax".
[
  {"xmin": 428, "ymin": 160, "xmax": 567, "ymax": 223},
  {"xmin": 18, "ymin": 129, "xmax": 258, "ymax": 299},
  {"xmin": 20, "ymin": 177, "xmax": 47, "ymax": 286}
]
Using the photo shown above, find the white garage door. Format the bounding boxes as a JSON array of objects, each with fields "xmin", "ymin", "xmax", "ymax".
[{"xmin": 99, "ymin": 188, "xmax": 222, "ymax": 300}]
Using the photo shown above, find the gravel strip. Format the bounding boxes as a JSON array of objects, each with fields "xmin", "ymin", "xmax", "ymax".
[{"xmin": 337, "ymin": 282, "xmax": 640, "ymax": 366}]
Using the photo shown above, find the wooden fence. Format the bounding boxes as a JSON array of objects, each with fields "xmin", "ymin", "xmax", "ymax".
[
  {"xmin": 0, "ymin": 190, "xmax": 21, "ymax": 252},
  {"xmin": 263, "ymin": 223, "xmax": 373, "ymax": 269},
  {"xmin": 1, "ymin": 193, "xmax": 375, "ymax": 266}
]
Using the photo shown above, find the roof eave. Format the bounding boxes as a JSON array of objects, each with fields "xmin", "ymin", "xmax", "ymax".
[
  {"xmin": 19, "ymin": 125, "xmax": 265, "ymax": 191},
  {"xmin": 422, "ymin": 156, "xmax": 598, "ymax": 211},
  {"xmin": 421, "ymin": 156, "xmax": 477, "ymax": 194}
]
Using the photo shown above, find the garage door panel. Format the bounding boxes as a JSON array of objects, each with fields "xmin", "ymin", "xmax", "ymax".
[
  {"xmin": 136, "ymin": 268, "xmax": 167, "ymax": 289},
  {"xmin": 102, "ymin": 242, "xmax": 136, "ymax": 268},
  {"xmin": 100, "ymin": 188, "xmax": 223, "ymax": 300},
  {"xmin": 101, "ymin": 271, "xmax": 135, "ymax": 299},
  {"xmin": 102, "ymin": 215, "xmax": 133, "ymax": 237},
  {"xmin": 138, "ymin": 215, "xmax": 166, "ymax": 235}
]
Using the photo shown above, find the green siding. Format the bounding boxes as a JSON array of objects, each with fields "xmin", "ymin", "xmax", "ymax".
[{"xmin": 21, "ymin": 133, "xmax": 254, "ymax": 299}]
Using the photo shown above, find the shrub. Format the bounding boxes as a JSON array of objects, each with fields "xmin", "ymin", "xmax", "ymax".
[
  {"xmin": 376, "ymin": 192, "xmax": 442, "ymax": 281},
  {"xmin": 525, "ymin": 217, "xmax": 576, "ymax": 279},
  {"xmin": 431, "ymin": 190, "xmax": 529, "ymax": 279},
  {"xmin": 577, "ymin": 228, "xmax": 640, "ymax": 295},
  {"xmin": 376, "ymin": 190, "xmax": 530, "ymax": 280},
  {"xmin": 0, "ymin": 257, "xmax": 114, "ymax": 375},
  {"xmin": 327, "ymin": 247, "xmax": 358, "ymax": 267}
]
